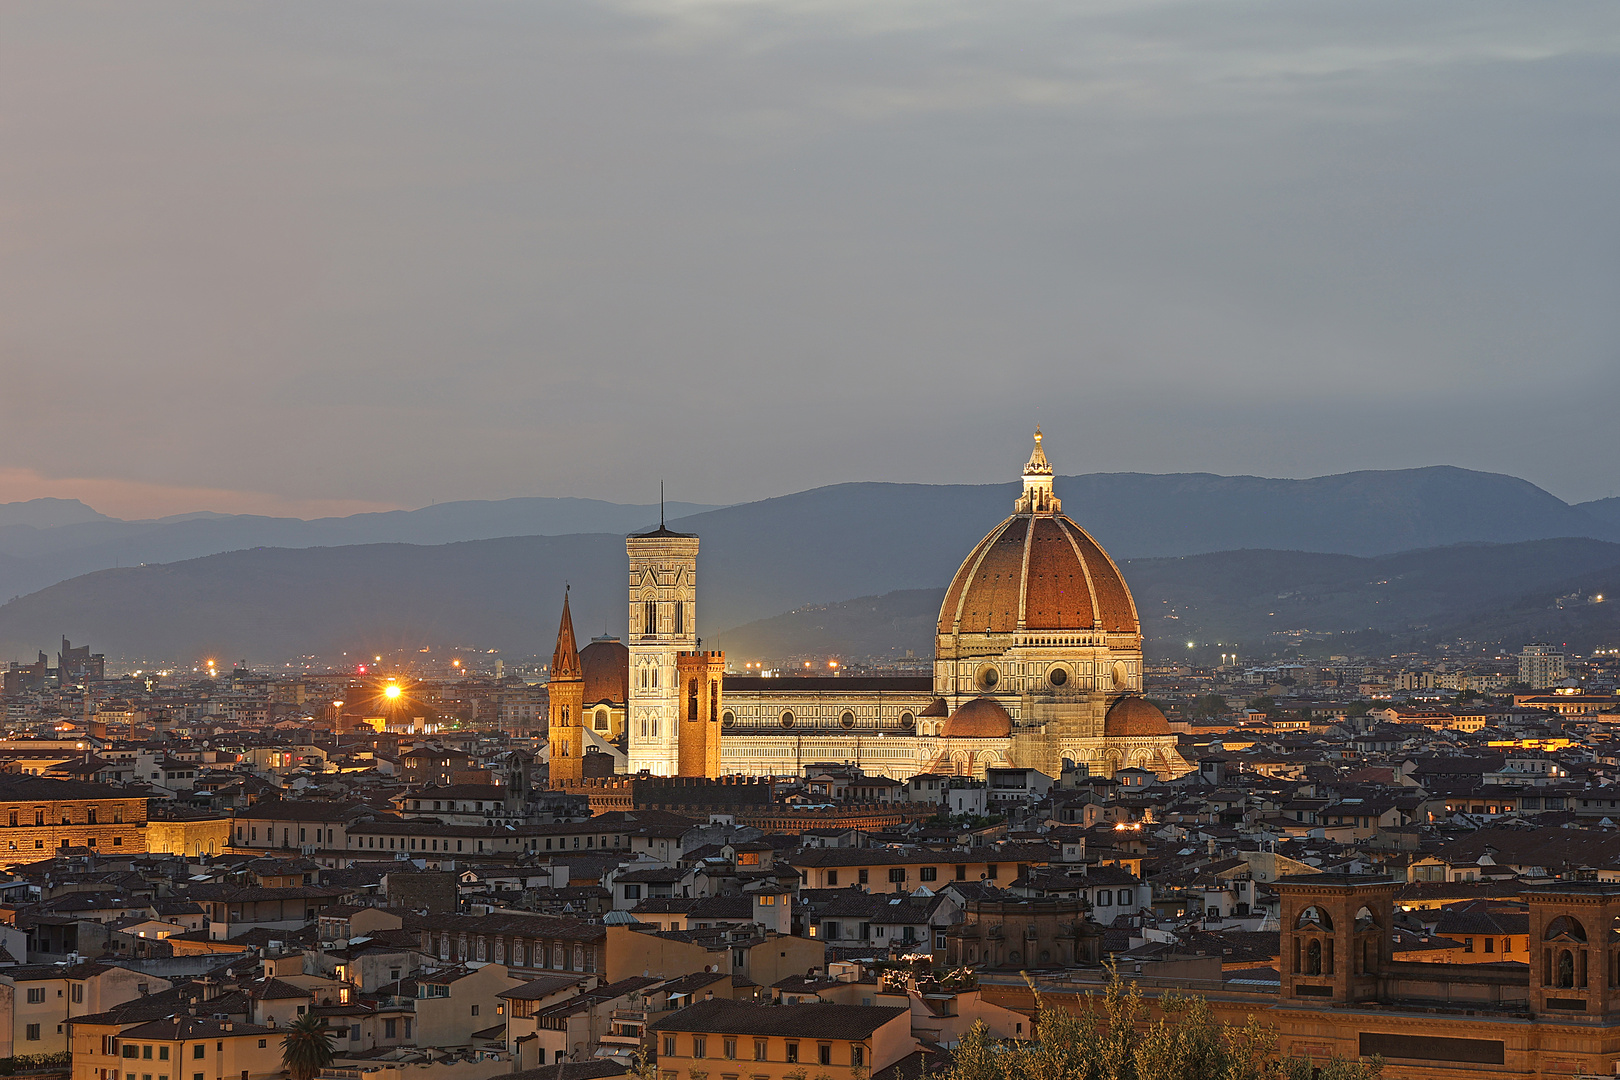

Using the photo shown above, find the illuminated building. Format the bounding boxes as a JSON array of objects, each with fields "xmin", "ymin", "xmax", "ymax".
[{"xmin": 557, "ymin": 432, "xmax": 1190, "ymax": 783}]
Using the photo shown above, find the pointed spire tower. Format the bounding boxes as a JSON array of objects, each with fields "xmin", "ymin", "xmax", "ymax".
[
  {"xmin": 552, "ymin": 587, "xmax": 582, "ymax": 680},
  {"xmin": 548, "ymin": 588, "xmax": 586, "ymax": 786},
  {"xmin": 1015, "ymin": 426, "xmax": 1061, "ymax": 515}
]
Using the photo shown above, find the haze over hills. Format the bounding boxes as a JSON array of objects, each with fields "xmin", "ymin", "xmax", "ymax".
[
  {"xmin": 1580, "ymin": 498, "xmax": 1620, "ymax": 528},
  {"xmin": 3, "ymin": 534, "xmax": 1615, "ymax": 666},
  {"xmin": 712, "ymin": 539, "xmax": 1620, "ymax": 662},
  {"xmin": 0, "ymin": 464, "xmax": 1617, "ymax": 663},
  {"xmin": 0, "ymin": 496, "xmax": 719, "ymax": 603}
]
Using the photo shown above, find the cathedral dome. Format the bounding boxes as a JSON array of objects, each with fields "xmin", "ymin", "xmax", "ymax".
[
  {"xmin": 936, "ymin": 432, "xmax": 1139, "ymax": 639},
  {"xmin": 942, "ymin": 697, "xmax": 1013, "ymax": 738},
  {"xmin": 579, "ymin": 638, "xmax": 629, "ymax": 705},
  {"xmin": 921, "ymin": 697, "xmax": 950, "ymax": 718},
  {"xmin": 1103, "ymin": 696, "xmax": 1171, "ymax": 737}
]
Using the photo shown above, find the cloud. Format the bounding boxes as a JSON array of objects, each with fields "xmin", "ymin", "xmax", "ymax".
[{"xmin": 0, "ymin": 0, "xmax": 1615, "ymax": 509}]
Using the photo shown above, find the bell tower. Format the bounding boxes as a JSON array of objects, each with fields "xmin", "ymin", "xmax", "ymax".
[
  {"xmin": 626, "ymin": 506, "xmax": 699, "ymax": 777},
  {"xmin": 1276, "ymin": 873, "xmax": 1398, "ymax": 1006},
  {"xmin": 1525, "ymin": 882, "xmax": 1620, "ymax": 1018},
  {"xmin": 547, "ymin": 589, "xmax": 585, "ymax": 787}
]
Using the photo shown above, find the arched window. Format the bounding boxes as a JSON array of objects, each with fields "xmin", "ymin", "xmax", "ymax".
[
  {"xmin": 688, "ymin": 679, "xmax": 699, "ymax": 722},
  {"xmin": 1296, "ymin": 906, "xmax": 1333, "ymax": 932},
  {"xmin": 594, "ymin": 708, "xmax": 609, "ymax": 731},
  {"xmin": 1545, "ymin": 916, "xmax": 1588, "ymax": 943},
  {"xmin": 710, "ymin": 682, "xmax": 718, "ymax": 721}
]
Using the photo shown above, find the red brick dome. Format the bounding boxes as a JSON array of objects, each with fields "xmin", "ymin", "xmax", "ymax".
[
  {"xmin": 937, "ymin": 512, "xmax": 1140, "ymax": 638},
  {"xmin": 579, "ymin": 638, "xmax": 628, "ymax": 705},
  {"xmin": 941, "ymin": 696, "xmax": 1013, "ymax": 739},
  {"xmin": 1104, "ymin": 696, "xmax": 1170, "ymax": 737}
]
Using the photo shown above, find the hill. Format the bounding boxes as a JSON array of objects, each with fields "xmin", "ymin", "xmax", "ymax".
[
  {"xmin": 712, "ymin": 539, "xmax": 1620, "ymax": 662},
  {"xmin": 0, "ymin": 536, "xmax": 626, "ymax": 663},
  {"xmin": 0, "ymin": 497, "xmax": 718, "ymax": 603},
  {"xmin": 3, "ymin": 535, "xmax": 1618, "ymax": 664},
  {"xmin": 1579, "ymin": 497, "xmax": 1620, "ymax": 528},
  {"xmin": 653, "ymin": 467, "xmax": 1618, "ymax": 639},
  {"xmin": 0, "ymin": 466, "xmax": 1613, "ymax": 611}
]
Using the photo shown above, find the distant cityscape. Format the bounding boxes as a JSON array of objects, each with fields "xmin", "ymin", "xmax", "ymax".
[{"xmin": 0, "ymin": 436, "xmax": 1615, "ymax": 1078}]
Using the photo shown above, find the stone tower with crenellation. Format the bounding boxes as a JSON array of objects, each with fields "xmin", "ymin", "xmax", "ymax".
[{"xmin": 676, "ymin": 650, "xmax": 725, "ymax": 778}]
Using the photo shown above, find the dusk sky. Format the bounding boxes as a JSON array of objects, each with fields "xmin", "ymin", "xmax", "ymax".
[{"xmin": 2, "ymin": 1, "xmax": 1616, "ymax": 519}]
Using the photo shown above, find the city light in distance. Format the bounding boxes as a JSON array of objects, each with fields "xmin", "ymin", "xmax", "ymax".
[{"xmin": 384, "ymin": 683, "xmax": 402, "ymax": 700}]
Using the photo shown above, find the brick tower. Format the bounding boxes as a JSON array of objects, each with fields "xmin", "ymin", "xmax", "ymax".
[
  {"xmin": 1276, "ymin": 873, "xmax": 1399, "ymax": 1006},
  {"xmin": 547, "ymin": 589, "xmax": 585, "ymax": 787},
  {"xmin": 1524, "ymin": 882, "xmax": 1620, "ymax": 1018},
  {"xmin": 676, "ymin": 650, "xmax": 725, "ymax": 779}
]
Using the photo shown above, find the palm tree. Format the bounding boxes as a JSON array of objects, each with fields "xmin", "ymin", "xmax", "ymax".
[{"xmin": 281, "ymin": 1012, "xmax": 337, "ymax": 1080}]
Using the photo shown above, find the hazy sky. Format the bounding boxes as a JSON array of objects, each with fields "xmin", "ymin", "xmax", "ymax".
[{"xmin": 2, "ymin": 0, "xmax": 1617, "ymax": 519}]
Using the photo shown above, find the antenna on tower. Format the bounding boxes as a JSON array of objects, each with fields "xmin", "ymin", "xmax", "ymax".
[{"xmin": 660, "ymin": 482, "xmax": 665, "ymax": 529}]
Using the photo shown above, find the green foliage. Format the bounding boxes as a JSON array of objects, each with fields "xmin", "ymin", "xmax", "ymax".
[
  {"xmin": 280, "ymin": 1012, "xmax": 337, "ymax": 1080},
  {"xmin": 1189, "ymin": 694, "xmax": 1229, "ymax": 719},
  {"xmin": 1246, "ymin": 696, "xmax": 1276, "ymax": 712},
  {"xmin": 940, "ymin": 971, "xmax": 1381, "ymax": 1080}
]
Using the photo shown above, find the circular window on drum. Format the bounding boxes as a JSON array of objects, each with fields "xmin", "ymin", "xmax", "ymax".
[
  {"xmin": 975, "ymin": 664, "xmax": 1000, "ymax": 692},
  {"xmin": 840, "ymin": 711, "xmax": 855, "ymax": 729},
  {"xmin": 780, "ymin": 711, "xmax": 795, "ymax": 729},
  {"xmin": 899, "ymin": 711, "xmax": 915, "ymax": 729},
  {"xmin": 721, "ymin": 710, "xmax": 735, "ymax": 728},
  {"xmin": 1111, "ymin": 661, "xmax": 1130, "ymax": 689},
  {"xmin": 1047, "ymin": 665, "xmax": 1070, "ymax": 689}
]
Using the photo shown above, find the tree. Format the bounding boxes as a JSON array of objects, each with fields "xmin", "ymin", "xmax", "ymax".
[
  {"xmin": 280, "ymin": 1012, "xmax": 337, "ymax": 1080},
  {"xmin": 940, "ymin": 969, "xmax": 1380, "ymax": 1080}
]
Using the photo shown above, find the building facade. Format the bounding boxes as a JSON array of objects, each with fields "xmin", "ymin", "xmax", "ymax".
[
  {"xmin": 557, "ymin": 432, "xmax": 1190, "ymax": 783},
  {"xmin": 1519, "ymin": 644, "xmax": 1568, "ymax": 689},
  {"xmin": 0, "ymin": 777, "xmax": 148, "ymax": 866},
  {"xmin": 626, "ymin": 527, "xmax": 700, "ymax": 776}
]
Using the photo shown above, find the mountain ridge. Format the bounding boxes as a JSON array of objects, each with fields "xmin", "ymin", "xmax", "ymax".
[
  {"xmin": 3, "ymin": 535, "xmax": 1618, "ymax": 665},
  {"xmin": 2, "ymin": 464, "xmax": 1618, "ymax": 663}
]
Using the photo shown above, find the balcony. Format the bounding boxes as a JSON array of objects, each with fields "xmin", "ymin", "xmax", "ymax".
[{"xmin": 601, "ymin": 1009, "xmax": 647, "ymax": 1046}]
